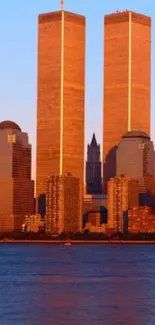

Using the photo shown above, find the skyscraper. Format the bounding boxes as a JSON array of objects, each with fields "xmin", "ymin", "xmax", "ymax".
[
  {"xmin": 36, "ymin": 9, "xmax": 85, "ymax": 220},
  {"xmin": 116, "ymin": 130, "xmax": 155, "ymax": 207},
  {"xmin": 117, "ymin": 131, "xmax": 155, "ymax": 179},
  {"xmin": 86, "ymin": 133, "xmax": 102, "ymax": 194},
  {"xmin": 0, "ymin": 121, "xmax": 34, "ymax": 232},
  {"xmin": 103, "ymin": 11, "xmax": 151, "ymax": 193},
  {"xmin": 46, "ymin": 174, "xmax": 80, "ymax": 234}
]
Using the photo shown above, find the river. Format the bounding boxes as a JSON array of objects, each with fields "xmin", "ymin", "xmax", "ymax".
[{"xmin": 0, "ymin": 244, "xmax": 155, "ymax": 325}]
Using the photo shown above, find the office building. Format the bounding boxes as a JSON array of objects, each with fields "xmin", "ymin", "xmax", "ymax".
[
  {"xmin": 36, "ymin": 9, "xmax": 85, "ymax": 221},
  {"xmin": 128, "ymin": 206, "xmax": 155, "ymax": 233},
  {"xmin": 108, "ymin": 175, "xmax": 139, "ymax": 232},
  {"xmin": 117, "ymin": 130, "xmax": 155, "ymax": 206},
  {"xmin": 103, "ymin": 11, "xmax": 151, "ymax": 192},
  {"xmin": 0, "ymin": 121, "xmax": 34, "ymax": 232},
  {"xmin": 46, "ymin": 174, "xmax": 80, "ymax": 234},
  {"xmin": 86, "ymin": 133, "xmax": 102, "ymax": 194},
  {"xmin": 22, "ymin": 214, "xmax": 45, "ymax": 233},
  {"xmin": 117, "ymin": 131, "xmax": 154, "ymax": 178}
]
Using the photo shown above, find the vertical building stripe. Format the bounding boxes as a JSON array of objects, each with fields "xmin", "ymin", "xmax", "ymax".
[
  {"xmin": 60, "ymin": 10, "xmax": 64, "ymax": 175},
  {"xmin": 128, "ymin": 12, "xmax": 132, "ymax": 131}
]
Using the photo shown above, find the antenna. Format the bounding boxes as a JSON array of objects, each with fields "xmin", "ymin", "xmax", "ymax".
[{"xmin": 60, "ymin": 0, "xmax": 64, "ymax": 10}]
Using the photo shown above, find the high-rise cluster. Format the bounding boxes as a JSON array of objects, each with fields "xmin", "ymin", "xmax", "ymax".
[{"xmin": 107, "ymin": 131, "xmax": 155, "ymax": 233}]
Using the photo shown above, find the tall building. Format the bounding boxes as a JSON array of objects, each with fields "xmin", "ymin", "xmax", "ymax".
[
  {"xmin": 103, "ymin": 11, "xmax": 151, "ymax": 192},
  {"xmin": 86, "ymin": 133, "xmax": 102, "ymax": 194},
  {"xmin": 117, "ymin": 131, "xmax": 155, "ymax": 178},
  {"xmin": 36, "ymin": 9, "xmax": 85, "ymax": 221},
  {"xmin": 0, "ymin": 121, "xmax": 34, "ymax": 232},
  {"xmin": 46, "ymin": 174, "xmax": 80, "ymax": 234},
  {"xmin": 117, "ymin": 130, "xmax": 155, "ymax": 206},
  {"xmin": 108, "ymin": 175, "xmax": 139, "ymax": 232}
]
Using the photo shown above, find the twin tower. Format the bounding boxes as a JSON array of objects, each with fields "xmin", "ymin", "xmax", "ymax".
[{"xmin": 36, "ymin": 9, "xmax": 151, "ymax": 213}]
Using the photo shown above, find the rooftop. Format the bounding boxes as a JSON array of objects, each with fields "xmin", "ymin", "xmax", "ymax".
[
  {"xmin": 0, "ymin": 120, "xmax": 21, "ymax": 131},
  {"xmin": 122, "ymin": 130, "xmax": 150, "ymax": 140}
]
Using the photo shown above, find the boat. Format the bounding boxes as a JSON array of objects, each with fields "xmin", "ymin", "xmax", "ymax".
[{"xmin": 64, "ymin": 242, "xmax": 72, "ymax": 246}]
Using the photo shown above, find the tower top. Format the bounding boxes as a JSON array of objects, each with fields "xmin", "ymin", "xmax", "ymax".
[
  {"xmin": 90, "ymin": 133, "xmax": 98, "ymax": 147},
  {"xmin": 60, "ymin": 0, "xmax": 64, "ymax": 10}
]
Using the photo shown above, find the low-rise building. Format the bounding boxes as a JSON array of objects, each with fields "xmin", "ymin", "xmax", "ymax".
[
  {"xmin": 85, "ymin": 223, "xmax": 107, "ymax": 233},
  {"xmin": 22, "ymin": 214, "xmax": 45, "ymax": 233},
  {"xmin": 83, "ymin": 194, "xmax": 107, "ymax": 212},
  {"xmin": 128, "ymin": 206, "xmax": 155, "ymax": 233},
  {"xmin": 83, "ymin": 195, "xmax": 107, "ymax": 228}
]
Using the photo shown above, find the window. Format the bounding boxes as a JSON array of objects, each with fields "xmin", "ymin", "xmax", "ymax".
[
  {"xmin": 8, "ymin": 134, "xmax": 16, "ymax": 144},
  {"xmin": 139, "ymin": 143, "xmax": 145, "ymax": 150}
]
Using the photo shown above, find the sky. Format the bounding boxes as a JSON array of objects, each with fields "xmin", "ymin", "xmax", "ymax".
[{"xmin": 0, "ymin": 0, "xmax": 154, "ymax": 179}]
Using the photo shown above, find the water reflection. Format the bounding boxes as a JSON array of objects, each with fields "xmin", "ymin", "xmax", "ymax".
[{"xmin": 0, "ymin": 244, "xmax": 155, "ymax": 325}]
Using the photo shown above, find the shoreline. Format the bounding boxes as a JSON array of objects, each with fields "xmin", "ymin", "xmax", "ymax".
[{"xmin": 1, "ymin": 239, "xmax": 155, "ymax": 244}]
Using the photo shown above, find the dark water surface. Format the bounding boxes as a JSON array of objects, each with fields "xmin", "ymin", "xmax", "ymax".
[{"xmin": 0, "ymin": 244, "xmax": 155, "ymax": 325}]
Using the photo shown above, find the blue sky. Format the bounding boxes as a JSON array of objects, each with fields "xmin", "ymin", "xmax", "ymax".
[{"xmin": 0, "ymin": 0, "xmax": 154, "ymax": 178}]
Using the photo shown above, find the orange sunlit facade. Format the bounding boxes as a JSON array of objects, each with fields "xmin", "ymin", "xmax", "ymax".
[
  {"xmin": 128, "ymin": 206, "xmax": 155, "ymax": 233},
  {"xmin": 103, "ymin": 11, "xmax": 151, "ymax": 192},
  {"xmin": 36, "ymin": 10, "xmax": 85, "ymax": 225},
  {"xmin": 108, "ymin": 175, "xmax": 139, "ymax": 232},
  {"xmin": 46, "ymin": 174, "xmax": 80, "ymax": 234},
  {"xmin": 0, "ymin": 121, "xmax": 34, "ymax": 233}
]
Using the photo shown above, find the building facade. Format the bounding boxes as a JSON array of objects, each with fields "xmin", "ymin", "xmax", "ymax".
[
  {"xmin": 83, "ymin": 194, "xmax": 107, "ymax": 227},
  {"xmin": 46, "ymin": 174, "xmax": 80, "ymax": 234},
  {"xmin": 138, "ymin": 175, "xmax": 155, "ymax": 207},
  {"xmin": 86, "ymin": 133, "xmax": 102, "ymax": 194},
  {"xmin": 83, "ymin": 194, "xmax": 107, "ymax": 212},
  {"xmin": 103, "ymin": 11, "xmax": 151, "ymax": 193},
  {"xmin": 23, "ymin": 214, "xmax": 45, "ymax": 233},
  {"xmin": 108, "ymin": 175, "xmax": 139, "ymax": 232},
  {"xmin": 0, "ymin": 121, "xmax": 34, "ymax": 232},
  {"xmin": 128, "ymin": 206, "xmax": 155, "ymax": 233},
  {"xmin": 36, "ymin": 10, "xmax": 85, "ymax": 222}
]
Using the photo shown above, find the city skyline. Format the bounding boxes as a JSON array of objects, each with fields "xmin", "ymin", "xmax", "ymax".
[
  {"xmin": 0, "ymin": 0, "xmax": 155, "ymax": 180},
  {"xmin": 1, "ymin": 3, "xmax": 155, "ymax": 322}
]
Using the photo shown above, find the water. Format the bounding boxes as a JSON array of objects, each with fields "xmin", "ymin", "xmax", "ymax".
[{"xmin": 0, "ymin": 244, "xmax": 155, "ymax": 325}]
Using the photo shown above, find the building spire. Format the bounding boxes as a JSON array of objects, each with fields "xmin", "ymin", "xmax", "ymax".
[
  {"xmin": 91, "ymin": 133, "xmax": 97, "ymax": 146},
  {"xmin": 60, "ymin": 0, "xmax": 64, "ymax": 10}
]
